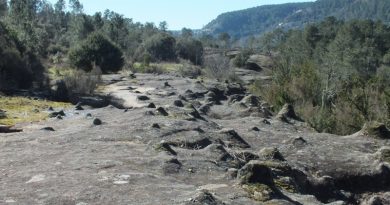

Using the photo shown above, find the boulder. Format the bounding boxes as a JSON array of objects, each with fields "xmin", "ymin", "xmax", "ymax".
[
  {"xmin": 162, "ymin": 158, "xmax": 181, "ymax": 174},
  {"xmin": 173, "ymin": 100, "xmax": 184, "ymax": 107},
  {"xmin": 203, "ymin": 144, "xmax": 240, "ymax": 168},
  {"xmin": 375, "ymin": 146, "xmax": 390, "ymax": 163},
  {"xmin": 0, "ymin": 125, "xmax": 22, "ymax": 133},
  {"xmin": 245, "ymin": 62, "xmax": 262, "ymax": 71},
  {"xmin": 75, "ymin": 102, "xmax": 84, "ymax": 110},
  {"xmin": 242, "ymin": 183, "xmax": 275, "ymax": 202},
  {"xmin": 168, "ymin": 137, "xmax": 212, "ymax": 150},
  {"xmin": 185, "ymin": 190, "xmax": 225, "ymax": 205},
  {"xmin": 225, "ymin": 83, "xmax": 246, "ymax": 96},
  {"xmin": 251, "ymin": 127, "xmax": 260, "ymax": 131},
  {"xmin": 184, "ymin": 89, "xmax": 205, "ymax": 100},
  {"xmin": 75, "ymin": 96, "xmax": 109, "ymax": 108},
  {"xmin": 361, "ymin": 193, "xmax": 390, "ymax": 205},
  {"xmin": 237, "ymin": 160, "xmax": 274, "ymax": 185},
  {"xmin": 259, "ymin": 147, "xmax": 285, "ymax": 162},
  {"xmin": 50, "ymin": 80, "xmax": 68, "ymax": 101},
  {"xmin": 199, "ymin": 103, "xmax": 212, "ymax": 114},
  {"xmin": 137, "ymin": 95, "xmax": 150, "ymax": 101},
  {"xmin": 184, "ymin": 104, "xmax": 204, "ymax": 120},
  {"xmin": 246, "ymin": 54, "xmax": 274, "ymax": 71},
  {"xmin": 276, "ymin": 104, "xmax": 302, "ymax": 122},
  {"xmin": 228, "ymin": 94, "xmax": 245, "ymax": 104},
  {"xmin": 147, "ymin": 103, "xmax": 156, "ymax": 108},
  {"xmin": 359, "ymin": 121, "xmax": 390, "ymax": 139},
  {"xmin": 0, "ymin": 109, "xmax": 6, "ymax": 119},
  {"xmin": 263, "ymin": 119, "xmax": 271, "ymax": 125},
  {"xmin": 285, "ymin": 136, "xmax": 307, "ymax": 148},
  {"xmin": 41, "ymin": 127, "xmax": 55, "ymax": 132},
  {"xmin": 49, "ymin": 110, "xmax": 66, "ymax": 118},
  {"xmin": 151, "ymin": 123, "xmax": 161, "ymax": 129},
  {"xmin": 178, "ymin": 95, "xmax": 188, "ymax": 102},
  {"xmin": 226, "ymin": 168, "xmax": 238, "ymax": 179},
  {"xmin": 156, "ymin": 107, "xmax": 169, "ymax": 116},
  {"xmin": 155, "ymin": 141, "xmax": 177, "ymax": 155},
  {"xmin": 93, "ymin": 118, "xmax": 102, "ymax": 126},
  {"xmin": 208, "ymin": 86, "xmax": 227, "ymax": 101},
  {"xmin": 217, "ymin": 129, "xmax": 250, "ymax": 148},
  {"xmin": 241, "ymin": 95, "xmax": 261, "ymax": 107}
]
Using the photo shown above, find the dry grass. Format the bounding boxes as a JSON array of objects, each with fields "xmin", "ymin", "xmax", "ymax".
[
  {"xmin": 0, "ymin": 96, "xmax": 71, "ymax": 125},
  {"xmin": 49, "ymin": 66, "xmax": 102, "ymax": 97}
]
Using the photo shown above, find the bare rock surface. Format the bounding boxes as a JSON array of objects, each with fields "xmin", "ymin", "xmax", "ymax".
[{"xmin": 1, "ymin": 73, "xmax": 390, "ymax": 204}]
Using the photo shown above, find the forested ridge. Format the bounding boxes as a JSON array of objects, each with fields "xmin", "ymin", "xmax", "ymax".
[{"xmin": 204, "ymin": 0, "xmax": 390, "ymax": 38}]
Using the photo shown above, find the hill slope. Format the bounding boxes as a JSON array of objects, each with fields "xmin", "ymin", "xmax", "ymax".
[{"xmin": 203, "ymin": 0, "xmax": 390, "ymax": 38}]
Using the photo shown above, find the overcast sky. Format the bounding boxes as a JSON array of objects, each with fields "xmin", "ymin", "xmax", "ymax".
[{"xmin": 48, "ymin": 0, "xmax": 315, "ymax": 30}]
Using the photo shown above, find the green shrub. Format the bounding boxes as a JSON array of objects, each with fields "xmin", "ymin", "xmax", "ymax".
[
  {"xmin": 176, "ymin": 38, "xmax": 204, "ymax": 65},
  {"xmin": 140, "ymin": 33, "xmax": 177, "ymax": 62},
  {"xmin": 233, "ymin": 49, "xmax": 253, "ymax": 68},
  {"xmin": 68, "ymin": 32, "xmax": 124, "ymax": 73},
  {"xmin": 0, "ymin": 22, "xmax": 44, "ymax": 90}
]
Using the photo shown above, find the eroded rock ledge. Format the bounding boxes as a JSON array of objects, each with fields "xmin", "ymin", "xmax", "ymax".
[{"xmin": 1, "ymin": 73, "xmax": 389, "ymax": 205}]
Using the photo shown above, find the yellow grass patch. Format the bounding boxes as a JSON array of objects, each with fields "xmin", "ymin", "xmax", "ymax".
[{"xmin": 0, "ymin": 96, "xmax": 71, "ymax": 125}]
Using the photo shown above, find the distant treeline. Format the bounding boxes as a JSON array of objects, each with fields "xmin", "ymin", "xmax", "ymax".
[{"xmin": 204, "ymin": 0, "xmax": 390, "ymax": 39}]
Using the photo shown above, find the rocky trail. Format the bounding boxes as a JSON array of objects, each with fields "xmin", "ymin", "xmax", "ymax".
[{"xmin": 1, "ymin": 72, "xmax": 390, "ymax": 205}]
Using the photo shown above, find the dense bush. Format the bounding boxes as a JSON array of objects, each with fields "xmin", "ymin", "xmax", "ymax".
[
  {"xmin": 255, "ymin": 19, "xmax": 390, "ymax": 135},
  {"xmin": 0, "ymin": 22, "xmax": 44, "ymax": 90},
  {"xmin": 68, "ymin": 32, "xmax": 124, "ymax": 73},
  {"xmin": 138, "ymin": 33, "xmax": 177, "ymax": 62},
  {"xmin": 176, "ymin": 38, "xmax": 204, "ymax": 65},
  {"xmin": 233, "ymin": 49, "xmax": 253, "ymax": 68}
]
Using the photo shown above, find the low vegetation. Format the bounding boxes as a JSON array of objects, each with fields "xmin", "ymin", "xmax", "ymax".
[
  {"xmin": 253, "ymin": 18, "xmax": 390, "ymax": 135},
  {"xmin": 0, "ymin": 96, "xmax": 70, "ymax": 125},
  {"xmin": 204, "ymin": 54, "xmax": 234, "ymax": 81}
]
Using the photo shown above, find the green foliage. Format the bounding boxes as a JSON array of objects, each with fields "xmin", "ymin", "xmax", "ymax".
[
  {"xmin": 233, "ymin": 49, "xmax": 253, "ymax": 68},
  {"xmin": 256, "ymin": 19, "xmax": 390, "ymax": 135},
  {"xmin": 181, "ymin": 28, "xmax": 193, "ymax": 38},
  {"xmin": 140, "ymin": 33, "xmax": 177, "ymax": 62},
  {"xmin": 68, "ymin": 32, "xmax": 124, "ymax": 73},
  {"xmin": 69, "ymin": 14, "xmax": 94, "ymax": 42},
  {"xmin": 0, "ymin": 0, "xmax": 206, "ymax": 94},
  {"xmin": 218, "ymin": 32, "xmax": 231, "ymax": 48},
  {"xmin": 68, "ymin": 0, "xmax": 83, "ymax": 14},
  {"xmin": 0, "ymin": 22, "xmax": 44, "ymax": 90},
  {"xmin": 0, "ymin": 0, "xmax": 7, "ymax": 17},
  {"xmin": 176, "ymin": 38, "xmax": 204, "ymax": 65}
]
